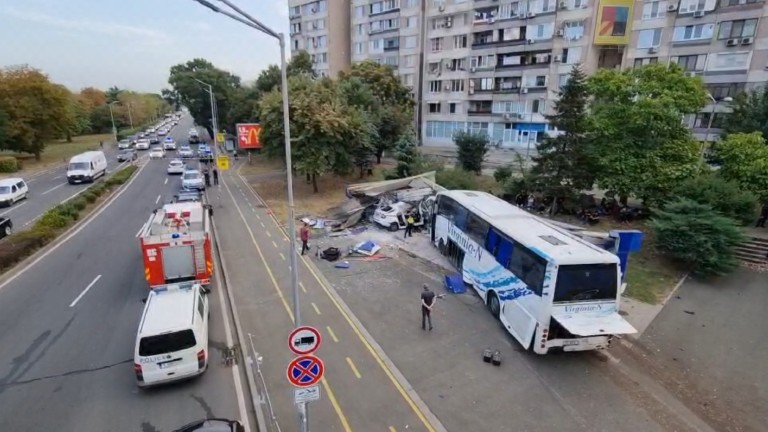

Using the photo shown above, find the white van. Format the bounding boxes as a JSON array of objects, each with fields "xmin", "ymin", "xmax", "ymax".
[
  {"xmin": 134, "ymin": 282, "xmax": 210, "ymax": 388},
  {"xmin": 67, "ymin": 151, "xmax": 107, "ymax": 184},
  {"xmin": 0, "ymin": 178, "xmax": 29, "ymax": 207}
]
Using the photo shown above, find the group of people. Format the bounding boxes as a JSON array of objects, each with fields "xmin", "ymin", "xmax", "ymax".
[{"xmin": 201, "ymin": 166, "xmax": 219, "ymax": 187}]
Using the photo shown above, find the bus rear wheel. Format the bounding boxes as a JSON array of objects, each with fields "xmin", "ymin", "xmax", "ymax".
[{"xmin": 487, "ymin": 292, "xmax": 500, "ymax": 319}]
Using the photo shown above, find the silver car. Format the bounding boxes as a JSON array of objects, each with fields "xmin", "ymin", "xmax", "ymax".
[{"xmin": 167, "ymin": 159, "xmax": 185, "ymax": 175}]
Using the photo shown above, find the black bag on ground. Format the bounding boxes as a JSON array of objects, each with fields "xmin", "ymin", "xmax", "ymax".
[{"xmin": 321, "ymin": 247, "xmax": 341, "ymax": 262}]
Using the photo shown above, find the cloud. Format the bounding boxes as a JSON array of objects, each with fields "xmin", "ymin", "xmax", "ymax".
[
  {"xmin": 1, "ymin": 6, "xmax": 171, "ymax": 44},
  {"xmin": 273, "ymin": 0, "xmax": 289, "ymax": 18}
]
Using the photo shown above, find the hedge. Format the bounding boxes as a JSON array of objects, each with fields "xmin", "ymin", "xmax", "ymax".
[
  {"xmin": 0, "ymin": 156, "xmax": 20, "ymax": 173},
  {"xmin": 0, "ymin": 164, "xmax": 139, "ymax": 272}
]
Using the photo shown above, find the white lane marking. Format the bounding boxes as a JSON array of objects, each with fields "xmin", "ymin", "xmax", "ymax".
[
  {"xmin": 0, "ymin": 160, "xmax": 149, "ymax": 293},
  {"xmin": 164, "ymin": 178, "xmax": 168, "ymax": 185},
  {"xmin": 41, "ymin": 183, "xmax": 66, "ymax": 195},
  {"xmin": 0, "ymin": 201, "xmax": 26, "ymax": 217},
  {"xmin": 22, "ymin": 215, "xmax": 41, "ymax": 227},
  {"xmin": 135, "ymin": 222, "xmax": 147, "ymax": 238},
  {"xmin": 155, "ymin": 194, "xmax": 161, "ymax": 204},
  {"xmin": 69, "ymin": 275, "xmax": 102, "ymax": 308}
]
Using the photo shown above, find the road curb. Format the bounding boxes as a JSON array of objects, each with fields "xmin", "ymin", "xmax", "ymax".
[
  {"xmin": 234, "ymin": 164, "xmax": 448, "ymax": 432},
  {"xmin": 0, "ymin": 161, "xmax": 148, "ymax": 290},
  {"xmin": 625, "ymin": 272, "xmax": 690, "ymax": 340},
  {"xmin": 210, "ymin": 217, "xmax": 269, "ymax": 432}
]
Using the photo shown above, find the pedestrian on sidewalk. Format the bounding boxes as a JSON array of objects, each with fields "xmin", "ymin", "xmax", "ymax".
[
  {"xmin": 203, "ymin": 167, "xmax": 211, "ymax": 187},
  {"xmin": 404, "ymin": 212, "xmax": 415, "ymax": 238},
  {"xmin": 300, "ymin": 223, "xmax": 311, "ymax": 255},
  {"xmin": 213, "ymin": 167, "xmax": 219, "ymax": 185},
  {"xmin": 421, "ymin": 284, "xmax": 435, "ymax": 331},
  {"xmin": 99, "ymin": 141, "xmax": 103, "ymax": 149},
  {"xmin": 756, "ymin": 202, "xmax": 768, "ymax": 228}
]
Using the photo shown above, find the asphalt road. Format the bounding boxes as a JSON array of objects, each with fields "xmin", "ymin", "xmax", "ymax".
[
  {"xmin": 213, "ymin": 165, "xmax": 443, "ymax": 432},
  {"xmin": 0, "ymin": 117, "xmax": 247, "ymax": 431}
]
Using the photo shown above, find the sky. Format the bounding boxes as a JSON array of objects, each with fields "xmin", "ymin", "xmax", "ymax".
[{"xmin": 0, "ymin": 0, "xmax": 290, "ymax": 93}]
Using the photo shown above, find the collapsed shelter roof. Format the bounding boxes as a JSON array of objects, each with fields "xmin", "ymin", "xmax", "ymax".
[{"xmin": 345, "ymin": 172, "xmax": 444, "ymax": 199}]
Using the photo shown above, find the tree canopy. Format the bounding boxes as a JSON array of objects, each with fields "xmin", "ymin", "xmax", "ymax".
[{"xmin": 724, "ymin": 85, "xmax": 768, "ymax": 139}]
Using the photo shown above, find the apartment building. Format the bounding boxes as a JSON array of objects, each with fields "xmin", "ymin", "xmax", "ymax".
[
  {"xmin": 351, "ymin": 0, "xmax": 424, "ymax": 92},
  {"xmin": 289, "ymin": 0, "xmax": 351, "ymax": 77},
  {"xmin": 626, "ymin": 0, "xmax": 768, "ymax": 142}
]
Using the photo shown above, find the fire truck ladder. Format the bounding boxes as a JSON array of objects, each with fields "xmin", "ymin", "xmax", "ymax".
[{"xmin": 194, "ymin": 239, "xmax": 207, "ymax": 275}]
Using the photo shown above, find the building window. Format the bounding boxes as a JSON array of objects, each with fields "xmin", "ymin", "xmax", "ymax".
[
  {"xmin": 558, "ymin": 74, "xmax": 569, "ymax": 88},
  {"xmin": 530, "ymin": 23, "xmax": 554, "ymax": 40},
  {"xmin": 706, "ymin": 51, "xmax": 751, "ymax": 71},
  {"xmin": 524, "ymin": 75, "xmax": 547, "ymax": 87},
  {"xmin": 633, "ymin": 57, "xmax": 658, "ymax": 68},
  {"xmin": 637, "ymin": 28, "xmax": 662, "ymax": 49},
  {"xmin": 354, "ymin": 43, "xmax": 364, "ymax": 54},
  {"xmin": 564, "ymin": 47, "xmax": 582, "ymax": 64},
  {"xmin": 718, "ymin": 19, "xmax": 757, "ymax": 40},
  {"xmin": 449, "ymin": 102, "xmax": 458, "ymax": 114},
  {"xmin": 293, "ymin": 38, "xmax": 300, "ymax": 50},
  {"xmin": 425, "ymin": 121, "xmax": 468, "ymax": 139},
  {"xmin": 290, "ymin": 23, "xmax": 302, "ymax": 34},
  {"xmin": 642, "ymin": 1, "xmax": 667, "ymax": 20},
  {"xmin": 449, "ymin": 79, "xmax": 465, "ymax": 92},
  {"xmin": 406, "ymin": 16, "xmax": 418, "ymax": 28},
  {"xmin": 671, "ymin": 54, "xmax": 706, "ymax": 71},
  {"xmin": 317, "ymin": 36, "xmax": 327, "ymax": 47},
  {"xmin": 429, "ymin": 80, "xmax": 442, "ymax": 93},
  {"xmin": 564, "ymin": 21, "xmax": 585, "ymax": 40},
  {"xmin": 405, "ymin": 0, "xmax": 419, "ymax": 8},
  {"xmin": 290, "ymin": 6, "xmax": 301, "ymax": 17},
  {"xmin": 707, "ymin": 83, "xmax": 745, "ymax": 100},
  {"xmin": 355, "ymin": 5, "xmax": 365, "ymax": 17},
  {"xmin": 356, "ymin": 24, "xmax": 364, "ymax": 35},
  {"xmin": 467, "ymin": 122, "xmax": 488, "ymax": 135},
  {"xmin": 498, "ymin": 3, "xmax": 521, "ymax": 19},
  {"xmin": 454, "ymin": 35, "xmax": 468, "ymax": 49},
  {"xmin": 679, "ymin": 0, "xmax": 707, "ymax": 12},
  {"xmin": 470, "ymin": 55, "xmax": 494, "ymax": 69},
  {"xmin": 402, "ymin": 74, "xmax": 415, "ymax": 87},
  {"xmin": 673, "ymin": 24, "xmax": 714, "ymax": 42},
  {"xmin": 693, "ymin": 112, "xmax": 728, "ymax": 129},
  {"xmin": 430, "ymin": 37, "xmax": 443, "ymax": 52},
  {"xmin": 726, "ymin": 0, "xmax": 760, "ymax": 5},
  {"xmin": 404, "ymin": 54, "xmax": 416, "ymax": 67},
  {"xmin": 428, "ymin": 102, "xmax": 441, "ymax": 113}
]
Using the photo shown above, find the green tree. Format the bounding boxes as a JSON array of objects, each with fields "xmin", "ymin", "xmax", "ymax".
[
  {"xmin": 650, "ymin": 199, "xmax": 745, "ymax": 277},
  {"xmin": 587, "ymin": 63, "xmax": 707, "ymax": 205},
  {"xmin": 0, "ymin": 107, "xmax": 10, "ymax": 150},
  {"xmin": 0, "ymin": 65, "xmax": 71, "ymax": 159},
  {"xmin": 723, "ymin": 85, "xmax": 768, "ymax": 138},
  {"xmin": 672, "ymin": 173, "xmax": 758, "ymax": 225},
  {"xmin": 225, "ymin": 84, "xmax": 261, "ymax": 133},
  {"xmin": 714, "ymin": 132, "xmax": 768, "ymax": 199},
  {"xmin": 339, "ymin": 61, "xmax": 414, "ymax": 163},
  {"xmin": 168, "ymin": 58, "xmax": 241, "ymax": 138},
  {"xmin": 161, "ymin": 88, "xmax": 181, "ymax": 111},
  {"xmin": 105, "ymin": 86, "xmax": 122, "ymax": 103},
  {"xmin": 531, "ymin": 65, "xmax": 593, "ymax": 211},
  {"xmin": 493, "ymin": 166, "xmax": 513, "ymax": 185},
  {"xmin": 394, "ymin": 129, "xmax": 420, "ymax": 178},
  {"xmin": 453, "ymin": 130, "xmax": 489, "ymax": 175},
  {"xmin": 258, "ymin": 76, "xmax": 373, "ymax": 192}
]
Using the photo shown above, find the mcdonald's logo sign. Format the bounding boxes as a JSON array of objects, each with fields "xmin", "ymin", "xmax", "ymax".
[{"xmin": 236, "ymin": 123, "xmax": 262, "ymax": 149}]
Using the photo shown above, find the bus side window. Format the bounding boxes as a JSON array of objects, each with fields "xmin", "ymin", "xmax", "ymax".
[
  {"xmin": 485, "ymin": 229, "xmax": 499, "ymax": 254},
  {"xmin": 508, "ymin": 243, "xmax": 545, "ymax": 295},
  {"xmin": 496, "ymin": 238, "xmax": 513, "ymax": 267},
  {"xmin": 466, "ymin": 213, "xmax": 489, "ymax": 245}
]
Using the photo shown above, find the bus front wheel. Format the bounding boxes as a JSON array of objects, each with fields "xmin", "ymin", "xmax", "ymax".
[{"xmin": 487, "ymin": 292, "xmax": 500, "ymax": 319}]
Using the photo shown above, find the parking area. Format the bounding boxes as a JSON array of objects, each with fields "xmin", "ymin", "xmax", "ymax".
[{"xmin": 309, "ymin": 225, "xmax": 669, "ymax": 432}]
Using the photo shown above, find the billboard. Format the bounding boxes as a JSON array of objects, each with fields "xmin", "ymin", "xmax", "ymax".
[
  {"xmin": 236, "ymin": 123, "xmax": 262, "ymax": 149},
  {"xmin": 593, "ymin": 0, "xmax": 634, "ymax": 46}
]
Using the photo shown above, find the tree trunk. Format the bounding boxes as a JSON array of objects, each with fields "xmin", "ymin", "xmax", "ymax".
[
  {"xmin": 34, "ymin": 151, "xmax": 41, "ymax": 161},
  {"xmin": 376, "ymin": 148, "xmax": 384, "ymax": 164},
  {"xmin": 620, "ymin": 195, "xmax": 629, "ymax": 206},
  {"xmin": 359, "ymin": 165, "xmax": 364, "ymax": 179},
  {"xmin": 306, "ymin": 173, "xmax": 311, "ymax": 184},
  {"xmin": 66, "ymin": 131, "xmax": 73, "ymax": 143},
  {"xmin": 311, "ymin": 173, "xmax": 319, "ymax": 193}
]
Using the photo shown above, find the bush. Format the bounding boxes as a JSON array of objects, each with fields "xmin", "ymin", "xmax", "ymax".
[
  {"xmin": 37, "ymin": 209, "xmax": 72, "ymax": 230},
  {"xmin": 493, "ymin": 166, "xmax": 513, "ymax": 184},
  {"xmin": 110, "ymin": 165, "xmax": 138, "ymax": 184},
  {"xmin": 649, "ymin": 199, "xmax": 746, "ymax": 277},
  {"xmin": 0, "ymin": 228, "xmax": 55, "ymax": 271},
  {"xmin": 83, "ymin": 192, "xmax": 98, "ymax": 203},
  {"xmin": 71, "ymin": 198, "xmax": 87, "ymax": 211},
  {"xmin": 453, "ymin": 130, "xmax": 490, "ymax": 174},
  {"xmin": 672, "ymin": 173, "xmax": 758, "ymax": 226},
  {"xmin": 0, "ymin": 156, "xmax": 19, "ymax": 173},
  {"xmin": 436, "ymin": 168, "xmax": 478, "ymax": 190}
]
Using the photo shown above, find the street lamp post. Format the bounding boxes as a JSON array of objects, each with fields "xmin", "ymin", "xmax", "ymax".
[
  {"xmin": 194, "ymin": 78, "xmax": 219, "ymax": 156},
  {"xmin": 700, "ymin": 93, "xmax": 733, "ymax": 167},
  {"xmin": 126, "ymin": 103, "xmax": 134, "ymax": 129},
  {"xmin": 108, "ymin": 101, "xmax": 118, "ymax": 143},
  {"xmin": 191, "ymin": 0, "xmax": 303, "ymax": 430}
]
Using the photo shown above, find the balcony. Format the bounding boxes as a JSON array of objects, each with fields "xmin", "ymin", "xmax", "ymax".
[
  {"xmin": 468, "ymin": 101, "xmax": 493, "ymax": 115},
  {"xmin": 494, "ymin": 79, "xmax": 522, "ymax": 93},
  {"xmin": 496, "ymin": 51, "xmax": 552, "ymax": 69},
  {"xmin": 384, "ymin": 44, "xmax": 400, "ymax": 52}
]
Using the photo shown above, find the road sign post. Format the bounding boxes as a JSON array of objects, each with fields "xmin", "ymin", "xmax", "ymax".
[
  {"xmin": 287, "ymin": 355, "xmax": 324, "ymax": 388},
  {"xmin": 294, "ymin": 385, "xmax": 321, "ymax": 404},
  {"xmin": 288, "ymin": 326, "xmax": 322, "ymax": 355},
  {"xmin": 217, "ymin": 155, "xmax": 230, "ymax": 171}
]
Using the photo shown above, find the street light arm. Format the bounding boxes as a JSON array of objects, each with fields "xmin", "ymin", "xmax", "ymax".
[
  {"xmin": 193, "ymin": 0, "xmax": 274, "ymax": 34},
  {"xmin": 215, "ymin": 0, "xmax": 279, "ymax": 38}
]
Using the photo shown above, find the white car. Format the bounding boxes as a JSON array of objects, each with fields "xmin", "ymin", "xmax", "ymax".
[
  {"xmin": 157, "ymin": 128, "xmax": 168, "ymax": 136},
  {"xmin": 0, "ymin": 178, "xmax": 29, "ymax": 207},
  {"xmin": 181, "ymin": 169, "xmax": 205, "ymax": 190},
  {"xmin": 118, "ymin": 139, "xmax": 131, "ymax": 150},
  {"xmin": 167, "ymin": 159, "xmax": 185, "ymax": 175},
  {"xmin": 163, "ymin": 138, "xmax": 177, "ymax": 150},
  {"xmin": 149, "ymin": 147, "xmax": 165, "ymax": 159},
  {"xmin": 136, "ymin": 139, "xmax": 150, "ymax": 150},
  {"xmin": 178, "ymin": 147, "xmax": 194, "ymax": 159},
  {"xmin": 189, "ymin": 128, "xmax": 199, "ymax": 138},
  {"xmin": 147, "ymin": 128, "xmax": 156, "ymax": 134}
]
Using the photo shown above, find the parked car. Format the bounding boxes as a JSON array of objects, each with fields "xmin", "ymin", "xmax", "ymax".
[
  {"xmin": 0, "ymin": 217, "xmax": 12, "ymax": 239},
  {"xmin": 181, "ymin": 169, "xmax": 205, "ymax": 190},
  {"xmin": 149, "ymin": 147, "xmax": 165, "ymax": 159},
  {"xmin": 0, "ymin": 178, "xmax": 29, "ymax": 207},
  {"xmin": 167, "ymin": 159, "xmax": 185, "ymax": 175},
  {"xmin": 172, "ymin": 189, "xmax": 203, "ymax": 203},
  {"xmin": 117, "ymin": 148, "xmax": 138, "ymax": 162}
]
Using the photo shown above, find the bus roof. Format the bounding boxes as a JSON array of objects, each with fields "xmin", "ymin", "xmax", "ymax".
[{"xmin": 439, "ymin": 190, "xmax": 618, "ymax": 265}]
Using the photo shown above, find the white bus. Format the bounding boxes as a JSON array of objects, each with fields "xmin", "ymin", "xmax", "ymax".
[{"xmin": 431, "ymin": 190, "xmax": 637, "ymax": 354}]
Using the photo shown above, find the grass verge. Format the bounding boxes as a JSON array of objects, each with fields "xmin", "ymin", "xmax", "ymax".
[
  {"xmin": 0, "ymin": 134, "xmax": 113, "ymax": 176},
  {"xmin": 0, "ymin": 164, "xmax": 139, "ymax": 274}
]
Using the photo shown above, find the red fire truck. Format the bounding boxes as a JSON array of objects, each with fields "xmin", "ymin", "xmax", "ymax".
[{"xmin": 139, "ymin": 201, "xmax": 213, "ymax": 288}]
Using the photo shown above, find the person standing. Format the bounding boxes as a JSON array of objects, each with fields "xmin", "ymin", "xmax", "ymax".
[
  {"xmin": 300, "ymin": 223, "xmax": 310, "ymax": 255},
  {"xmin": 404, "ymin": 212, "xmax": 415, "ymax": 238},
  {"xmin": 421, "ymin": 284, "xmax": 435, "ymax": 331},
  {"xmin": 756, "ymin": 202, "xmax": 768, "ymax": 228},
  {"xmin": 212, "ymin": 167, "xmax": 219, "ymax": 186},
  {"xmin": 203, "ymin": 167, "xmax": 211, "ymax": 187}
]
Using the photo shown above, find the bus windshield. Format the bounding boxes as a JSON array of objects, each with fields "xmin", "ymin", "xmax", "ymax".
[{"xmin": 553, "ymin": 264, "xmax": 618, "ymax": 302}]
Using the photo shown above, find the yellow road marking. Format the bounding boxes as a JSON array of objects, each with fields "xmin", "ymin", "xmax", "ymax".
[
  {"xmin": 312, "ymin": 302, "xmax": 322, "ymax": 315},
  {"xmin": 272, "ymin": 240, "xmax": 278, "ymax": 248},
  {"xmin": 326, "ymin": 326, "xmax": 339, "ymax": 342},
  {"xmin": 233, "ymin": 170, "xmax": 433, "ymax": 432},
  {"xmin": 300, "ymin": 282, "xmax": 307, "ymax": 293},
  {"xmin": 279, "ymin": 252, "xmax": 286, "ymax": 261},
  {"xmin": 346, "ymin": 357, "xmax": 362, "ymax": 379},
  {"xmin": 321, "ymin": 378, "xmax": 352, "ymax": 431}
]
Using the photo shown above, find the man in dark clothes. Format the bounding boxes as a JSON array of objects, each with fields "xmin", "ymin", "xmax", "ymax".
[
  {"xmin": 756, "ymin": 203, "xmax": 768, "ymax": 228},
  {"xmin": 421, "ymin": 284, "xmax": 435, "ymax": 331},
  {"xmin": 212, "ymin": 167, "xmax": 219, "ymax": 185}
]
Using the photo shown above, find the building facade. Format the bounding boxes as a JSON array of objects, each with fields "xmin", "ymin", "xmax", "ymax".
[{"xmin": 289, "ymin": 0, "xmax": 351, "ymax": 77}]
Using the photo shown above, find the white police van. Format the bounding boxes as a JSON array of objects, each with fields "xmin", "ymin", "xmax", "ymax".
[{"xmin": 134, "ymin": 282, "xmax": 210, "ymax": 388}]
